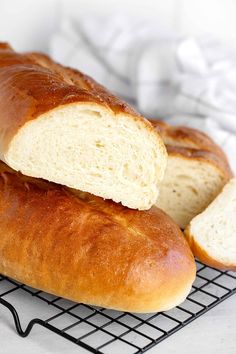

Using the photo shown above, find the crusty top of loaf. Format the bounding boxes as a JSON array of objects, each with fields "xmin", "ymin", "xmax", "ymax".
[
  {"xmin": 0, "ymin": 43, "xmax": 155, "ymax": 151},
  {"xmin": 26, "ymin": 51, "xmax": 138, "ymax": 116},
  {"xmin": 0, "ymin": 160, "xmax": 195, "ymax": 312},
  {"xmin": 151, "ymin": 119, "xmax": 233, "ymax": 179},
  {"xmin": 0, "ymin": 43, "xmax": 138, "ymax": 115},
  {"xmin": 150, "ymin": 119, "xmax": 225, "ymax": 152}
]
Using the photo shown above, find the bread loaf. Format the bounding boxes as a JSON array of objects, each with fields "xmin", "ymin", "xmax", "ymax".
[
  {"xmin": 185, "ymin": 178, "xmax": 236, "ymax": 271},
  {"xmin": 151, "ymin": 120, "xmax": 233, "ymax": 228},
  {"xmin": 0, "ymin": 43, "xmax": 167, "ymax": 210},
  {"xmin": 0, "ymin": 161, "xmax": 196, "ymax": 313}
]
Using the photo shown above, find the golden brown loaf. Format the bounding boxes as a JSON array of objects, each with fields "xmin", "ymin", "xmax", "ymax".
[
  {"xmin": 0, "ymin": 43, "xmax": 167, "ymax": 210},
  {"xmin": 0, "ymin": 161, "xmax": 196, "ymax": 313},
  {"xmin": 150, "ymin": 120, "xmax": 233, "ymax": 228}
]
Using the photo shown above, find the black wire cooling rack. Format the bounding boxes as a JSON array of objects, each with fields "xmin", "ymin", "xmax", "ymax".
[{"xmin": 0, "ymin": 261, "xmax": 235, "ymax": 354}]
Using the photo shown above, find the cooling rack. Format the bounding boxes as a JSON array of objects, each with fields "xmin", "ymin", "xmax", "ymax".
[{"xmin": 0, "ymin": 261, "xmax": 235, "ymax": 354}]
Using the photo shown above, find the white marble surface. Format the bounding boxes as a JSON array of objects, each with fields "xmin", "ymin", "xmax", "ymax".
[{"xmin": 0, "ymin": 292, "xmax": 235, "ymax": 354}]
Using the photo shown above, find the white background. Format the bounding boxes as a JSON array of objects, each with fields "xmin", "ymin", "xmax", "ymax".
[{"xmin": 1, "ymin": 0, "xmax": 236, "ymax": 51}]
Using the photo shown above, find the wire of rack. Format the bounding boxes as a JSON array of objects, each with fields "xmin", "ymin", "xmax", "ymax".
[{"xmin": 0, "ymin": 260, "xmax": 235, "ymax": 354}]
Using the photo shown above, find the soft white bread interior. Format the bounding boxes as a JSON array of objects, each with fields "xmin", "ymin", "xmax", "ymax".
[
  {"xmin": 5, "ymin": 105, "xmax": 166, "ymax": 210},
  {"xmin": 151, "ymin": 120, "xmax": 233, "ymax": 228},
  {"xmin": 0, "ymin": 44, "xmax": 167, "ymax": 210},
  {"xmin": 156, "ymin": 153, "xmax": 229, "ymax": 229},
  {"xmin": 185, "ymin": 178, "xmax": 236, "ymax": 271}
]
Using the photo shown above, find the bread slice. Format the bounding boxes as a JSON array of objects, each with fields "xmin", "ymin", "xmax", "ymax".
[
  {"xmin": 151, "ymin": 120, "xmax": 233, "ymax": 228},
  {"xmin": 0, "ymin": 161, "xmax": 196, "ymax": 313},
  {"xmin": 185, "ymin": 178, "xmax": 236, "ymax": 271},
  {"xmin": 0, "ymin": 43, "xmax": 167, "ymax": 210}
]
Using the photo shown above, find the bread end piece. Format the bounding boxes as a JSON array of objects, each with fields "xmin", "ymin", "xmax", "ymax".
[{"xmin": 185, "ymin": 178, "xmax": 236, "ymax": 271}]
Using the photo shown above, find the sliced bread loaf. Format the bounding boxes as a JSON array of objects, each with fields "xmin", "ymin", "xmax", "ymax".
[
  {"xmin": 185, "ymin": 178, "xmax": 236, "ymax": 271},
  {"xmin": 0, "ymin": 44, "xmax": 167, "ymax": 210},
  {"xmin": 151, "ymin": 120, "xmax": 233, "ymax": 228}
]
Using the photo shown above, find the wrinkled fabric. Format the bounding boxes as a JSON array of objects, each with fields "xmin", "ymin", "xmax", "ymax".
[{"xmin": 50, "ymin": 17, "xmax": 236, "ymax": 173}]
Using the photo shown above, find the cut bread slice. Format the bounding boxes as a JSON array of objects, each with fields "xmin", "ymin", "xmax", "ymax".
[
  {"xmin": 185, "ymin": 178, "xmax": 236, "ymax": 271},
  {"xmin": 0, "ymin": 44, "xmax": 167, "ymax": 210},
  {"xmin": 151, "ymin": 120, "xmax": 233, "ymax": 228}
]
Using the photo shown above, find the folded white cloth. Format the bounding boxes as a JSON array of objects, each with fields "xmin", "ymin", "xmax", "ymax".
[{"xmin": 50, "ymin": 17, "xmax": 236, "ymax": 173}]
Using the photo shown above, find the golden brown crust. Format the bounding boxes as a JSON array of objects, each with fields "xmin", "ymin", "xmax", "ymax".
[
  {"xmin": 185, "ymin": 227, "xmax": 236, "ymax": 271},
  {"xmin": 27, "ymin": 51, "xmax": 139, "ymax": 116},
  {"xmin": 150, "ymin": 119, "xmax": 233, "ymax": 180},
  {"xmin": 0, "ymin": 161, "xmax": 196, "ymax": 312},
  {"xmin": 166, "ymin": 146, "xmax": 233, "ymax": 180},
  {"xmin": 0, "ymin": 43, "xmax": 157, "ymax": 153},
  {"xmin": 151, "ymin": 119, "xmax": 224, "ymax": 152}
]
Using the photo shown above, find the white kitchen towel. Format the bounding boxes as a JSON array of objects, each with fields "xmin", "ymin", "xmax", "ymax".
[{"xmin": 50, "ymin": 17, "xmax": 236, "ymax": 173}]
